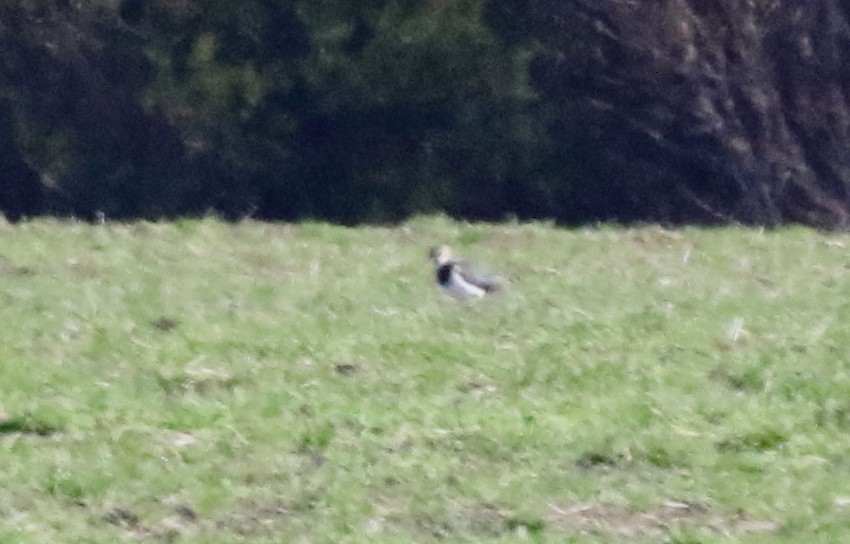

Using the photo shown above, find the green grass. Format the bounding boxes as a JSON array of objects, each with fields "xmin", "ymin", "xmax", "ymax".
[{"xmin": 1, "ymin": 216, "xmax": 849, "ymax": 542}]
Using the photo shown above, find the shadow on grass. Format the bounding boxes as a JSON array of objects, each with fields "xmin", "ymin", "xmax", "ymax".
[
  {"xmin": 716, "ymin": 428, "xmax": 787, "ymax": 453},
  {"xmin": 0, "ymin": 414, "xmax": 61, "ymax": 436}
]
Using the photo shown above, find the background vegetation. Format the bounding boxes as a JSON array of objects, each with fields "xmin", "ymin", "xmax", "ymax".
[{"xmin": 2, "ymin": 0, "xmax": 850, "ymax": 226}]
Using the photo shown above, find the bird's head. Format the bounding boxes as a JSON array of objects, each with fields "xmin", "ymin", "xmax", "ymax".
[{"xmin": 428, "ymin": 245, "xmax": 452, "ymax": 266}]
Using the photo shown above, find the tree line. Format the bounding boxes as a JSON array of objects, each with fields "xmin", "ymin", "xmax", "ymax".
[{"xmin": 2, "ymin": 0, "xmax": 849, "ymax": 227}]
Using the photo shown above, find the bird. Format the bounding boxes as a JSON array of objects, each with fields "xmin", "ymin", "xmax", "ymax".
[{"xmin": 428, "ymin": 245, "xmax": 504, "ymax": 299}]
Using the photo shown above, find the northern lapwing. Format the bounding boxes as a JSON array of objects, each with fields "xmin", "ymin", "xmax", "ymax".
[{"xmin": 428, "ymin": 245, "xmax": 504, "ymax": 299}]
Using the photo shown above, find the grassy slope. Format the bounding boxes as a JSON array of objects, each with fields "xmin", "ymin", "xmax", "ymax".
[{"xmin": 0, "ymin": 217, "xmax": 849, "ymax": 543}]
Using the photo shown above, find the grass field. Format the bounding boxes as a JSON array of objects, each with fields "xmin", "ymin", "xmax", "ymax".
[{"xmin": 1, "ymin": 216, "xmax": 849, "ymax": 543}]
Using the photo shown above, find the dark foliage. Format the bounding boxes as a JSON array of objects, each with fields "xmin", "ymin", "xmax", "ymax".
[
  {"xmin": 0, "ymin": 101, "xmax": 43, "ymax": 221},
  {"xmin": 0, "ymin": 0, "xmax": 848, "ymax": 226},
  {"xmin": 500, "ymin": 0, "xmax": 850, "ymax": 226}
]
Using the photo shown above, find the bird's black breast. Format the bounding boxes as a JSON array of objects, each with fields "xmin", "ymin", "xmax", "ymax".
[{"xmin": 436, "ymin": 264, "xmax": 453, "ymax": 286}]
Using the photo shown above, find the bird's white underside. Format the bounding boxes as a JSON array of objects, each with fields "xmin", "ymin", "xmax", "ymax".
[{"xmin": 440, "ymin": 269, "xmax": 486, "ymax": 298}]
